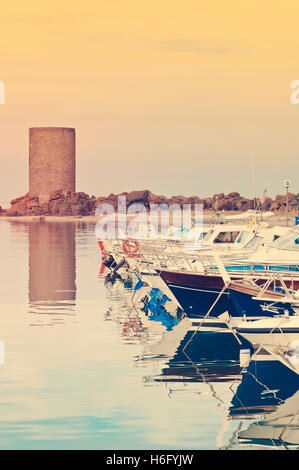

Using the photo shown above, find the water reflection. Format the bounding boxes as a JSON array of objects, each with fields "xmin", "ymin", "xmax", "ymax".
[
  {"xmin": 102, "ymin": 278, "xmax": 166, "ymax": 346},
  {"xmin": 228, "ymin": 354, "xmax": 299, "ymax": 449},
  {"xmin": 0, "ymin": 219, "xmax": 297, "ymax": 450},
  {"xmin": 101, "ymin": 266, "xmax": 299, "ymax": 450},
  {"xmin": 28, "ymin": 221, "xmax": 76, "ymax": 317}
]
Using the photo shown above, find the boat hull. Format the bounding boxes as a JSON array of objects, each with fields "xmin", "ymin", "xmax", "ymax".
[
  {"xmin": 158, "ymin": 270, "xmax": 238, "ymax": 317},
  {"xmin": 158, "ymin": 270, "xmax": 299, "ymax": 319},
  {"xmin": 229, "ymin": 287, "xmax": 295, "ymax": 317}
]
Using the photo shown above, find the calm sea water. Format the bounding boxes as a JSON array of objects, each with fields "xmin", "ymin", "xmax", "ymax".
[{"xmin": 0, "ymin": 219, "xmax": 298, "ymax": 450}]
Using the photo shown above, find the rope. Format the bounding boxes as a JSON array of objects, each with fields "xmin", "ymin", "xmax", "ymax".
[{"xmin": 182, "ymin": 284, "xmax": 228, "ymax": 352}]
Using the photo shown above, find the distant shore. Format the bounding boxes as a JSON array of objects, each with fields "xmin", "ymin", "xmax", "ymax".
[
  {"xmin": 0, "ymin": 211, "xmax": 296, "ymax": 227},
  {"xmin": 1, "ymin": 189, "xmax": 298, "ymax": 219}
]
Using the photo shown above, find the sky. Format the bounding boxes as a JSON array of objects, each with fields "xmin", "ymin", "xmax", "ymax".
[{"xmin": 0, "ymin": 0, "xmax": 299, "ymax": 208}]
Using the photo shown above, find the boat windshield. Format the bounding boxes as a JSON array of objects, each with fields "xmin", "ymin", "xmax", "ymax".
[
  {"xmin": 243, "ymin": 235, "xmax": 263, "ymax": 251},
  {"xmin": 202, "ymin": 230, "xmax": 213, "ymax": 242},
  {"xmin": 197, "ymin": 231, "xmax": 207, "ymax": 241},
  {"xmin": 269, "ymin": 229, "xmax": 299, "ymax": 251},
  {"xmin": 235, "ymin": 230, "xmax": 251, "ymax": 244},
  {"xmin": 213, "ymin": 230, "xmax": 240, "ymax": 244}
]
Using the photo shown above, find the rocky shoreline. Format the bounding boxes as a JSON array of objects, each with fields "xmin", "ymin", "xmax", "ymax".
[{"xmin": 0, "ymin": 189, "xmax": 298, "ymax": 217}]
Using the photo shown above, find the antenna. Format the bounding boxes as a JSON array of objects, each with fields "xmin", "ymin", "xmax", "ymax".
[{"xmin": 284, "ymin": 179, "xmax": 291, "ymax": 227}]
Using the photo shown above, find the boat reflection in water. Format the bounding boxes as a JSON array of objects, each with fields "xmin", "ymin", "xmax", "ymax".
[
  {"xmin": 136, "ymin": 322, "xmax": 251, "ymax": 419},
  {"xmin": 139, "ymin": 319, "xmax": 299, "ymax": 450},
  {"xmin": 228, "ymin": 352, "xmax": 299, "ymax": 450},
  {"xmin": 101, "ymin": 273, "xmax": 161, "ymax": 346},
  {"xmin": 100, "ymin": 266, "xmax": 299, "ymax": 450},
  {"xmin": 28, "ymin": 221, "xmax": 76, "ymax": 320}
]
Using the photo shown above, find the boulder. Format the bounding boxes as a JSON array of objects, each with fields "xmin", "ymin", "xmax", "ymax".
[
  {"xmin": 6, "ymin": 210, "xmax": 20, "ymax": 217},
  {"xmin": 167, "ymin": 195, "xmax": 188, "ymax": 206},
  {"xmin": 269, "ymin": 201, "xmax": 280, "ymax": 212},
  {"xmin": 68, "ymin": 192, "xmax": 90, "ymax": 204},
  {"xmin": 228, "ymin": 192, "xmax": 240, "ymax": 198},
  {"xmin": 212, "ymin": 193, "xmax": 225, "ymax": 201},
  {"xmin": 4, "ymin": 189, "xmax": 298, "ymax": 216},
  {"xmin": 261, "ymin": 197, "xmax": 274, "ymax": 211},
  {"xmin": 126, "ymin": 190, "xmax": 151, "ymax": 208},
  {"xmin": 203, "ymin": 197, "xmax": 213, "ymax": 209},
  {"xmin": 149, "ymin": 193, "xmax": 167, "ymax": 206},
  {"xmin": 48, "ymin": 190, "xmax": 65, "ymax": 202}
]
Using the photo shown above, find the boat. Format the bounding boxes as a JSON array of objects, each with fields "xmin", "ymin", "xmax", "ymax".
[
  {"xmin": 156, "ymin": 227, "xmax": 299, "ymax": 318},
  {"xmin": 98, "ymin": 220, "xmax": 288, "ymax": 277},
  {"xmin": 157, "ymin": 268, "xmax": 299, "ymax": 318},
  {"xmin": 228, "ymin": 275, "xmax": 299, "ymax": 317}
]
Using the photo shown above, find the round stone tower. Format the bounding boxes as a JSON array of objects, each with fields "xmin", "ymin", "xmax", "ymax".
[{"xmin": 29, "ymin": 127, "xmax": 76, "ymax": 203}]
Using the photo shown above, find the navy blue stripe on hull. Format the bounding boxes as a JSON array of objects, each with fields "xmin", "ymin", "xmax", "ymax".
[
  {"xmin": 166, "ymin": 284, "xmax": 238, "ymax": 318},
  {"xmin": 237, "ymin": 327, "xmax": 299, "ymax": 334}
]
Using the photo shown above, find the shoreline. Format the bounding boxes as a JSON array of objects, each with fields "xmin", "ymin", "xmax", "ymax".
[{"xmin": 0, "ymin": 210, "xmax": 296, "ymax": 227}]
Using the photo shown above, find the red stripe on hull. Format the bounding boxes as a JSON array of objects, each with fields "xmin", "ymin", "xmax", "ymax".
[{"xmin": 158, "ymin": 270, "xmax": 299, "ymax": 291}]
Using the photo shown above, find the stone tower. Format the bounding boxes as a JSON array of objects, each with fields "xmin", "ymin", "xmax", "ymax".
[{"xmin": 29, "ymin": 127, "xmax": 76, "ymax": 203}]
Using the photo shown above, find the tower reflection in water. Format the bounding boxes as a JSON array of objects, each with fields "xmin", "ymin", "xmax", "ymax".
[{"xmin": 28, "ymin": 221, "xmax": 76, "ymax": 320}]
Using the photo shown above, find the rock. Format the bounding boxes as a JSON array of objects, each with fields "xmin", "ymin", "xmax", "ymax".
[
  {"xmin": 6, "ymin": 210, "xmax": 20, "ymax": 217},
  {"xmin": 70, "ymin": 204, "xmax": 85, "ymax": 216},
  {"xmin": 203, "ymin": 197, "xmax": 213, "ymax": 209},
  {"xmin": 228, "ymin": 192, "xmax": 240, "ymax": 198},
  {"xmin": 10, "ymin": 195, "xmax": 27, "ymax": 206},
  {"xmin": 4, "ymin": 189, "xmax": 298, "ymax": 216},
  {"xmin": 235, "ymin": 198, "xmax": 254, "ymax": 211},
  {"xmin": 167, "ymin": 195, "xmax": 188, "ymax": 206},
  {"xmin": 276, "ymin": 192, "xmax": 296, "ymax": 202},
  {"xmin": 41, "ymin": 202, "xmax": 50, "ymax": 215},
  {"xmin": 149, "ymin": 194, "xmax": 167, "ymax": 206},
  {"xmin": 68, "ymin": 192, "xmax": 89, "ymax": 204},
  {"xmin": 261, "ymin": 197, "xmax": 274, "ymax": 211},
  {"xmin": 26, "ymin": 198, "xmax": 40, "ymax": 209},
  {"xmin": 48, "ymin": 190, "xmax": 65, "ymax": 202},
  {"xmin": 213, "ymin": 193, "xmax": 225, "ymax": 201},
  {"xmin": 126, "ymin": 190, "xmax": 151, "ymax": 208},
  {"xmin": 269, "ymin": 201, "xmax": 280, "ymax": 212},
  {"xmin": 6, "ymin": 193, "xmax": 39, "ymax": 216},
  {"xmin": 96, "ymin": 195, "xmax": 119, "ymax": 211}
]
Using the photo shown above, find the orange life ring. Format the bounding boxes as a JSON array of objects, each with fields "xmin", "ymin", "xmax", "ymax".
[{"xmin": 122, "ymin": 238, "xmax": 140, "ymax": 256}]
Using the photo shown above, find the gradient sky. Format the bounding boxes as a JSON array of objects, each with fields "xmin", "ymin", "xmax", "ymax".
[{"xmin": 0, "ymin": 0, "xmax": 299, "ymax": 207}]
